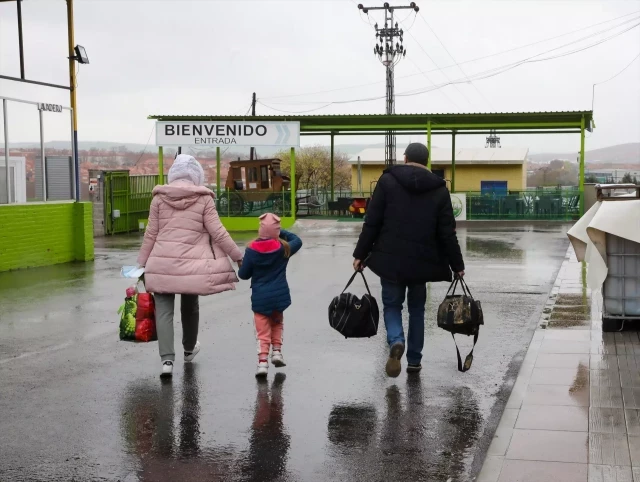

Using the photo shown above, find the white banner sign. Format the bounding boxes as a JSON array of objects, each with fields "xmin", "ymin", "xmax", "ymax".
[
  {"xmin": 155, "ymin": 121, "xmax": 300, "ymax": 147},
  {"xmin": 451, "ymin": 193, "xmax": 467, "ymax": 221}
]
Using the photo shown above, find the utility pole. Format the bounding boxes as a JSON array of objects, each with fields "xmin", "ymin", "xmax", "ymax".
[
  {"xmin": 358, "ymin": 2, "xmax": 418, "ymax": 166},
  {"xmin": 250, "ymin": 92, "xmax": 257, "ymax": 160}
]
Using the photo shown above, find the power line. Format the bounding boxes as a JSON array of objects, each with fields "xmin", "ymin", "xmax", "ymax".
[
  {"xmin": 258, "ymin": 19, "xmax": 640, "ymax": 113},
  {"xmin": 134, "ymin": 124, "xmax": 155, "ymax": 167},
  {"xmin": 406, "ymin": 55, "xmax": 461, "ymax": 110},
  {"xmin": 595, "ymin": 51, "xmax": 640, "ymax": 85},
  {"xmin": 257, "ymin": 100, "xmax": 334, "ymax": 114},
  {"xmin": 271, "ymin": 17, "xmax": 640, "ymax": 104},
  {"xmin": 592, "ymin": 51, "xmax": 640, "ymax": 111},
  {"xmin": 261, "ymin": 10, "xmax": 640, "ymax": 101},
  {"xmin": 402, "ymin": 17, "xmax": 477, "ymax": 109},
  {"xmin": 417, "ymin": 11, "xmax": 493, "ymax": 109}
]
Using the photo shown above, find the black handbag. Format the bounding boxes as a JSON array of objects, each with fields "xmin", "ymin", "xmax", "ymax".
[
  {"xmin": 328, "ymin": 271, "xmax": 380, "ymax": 338},
  {"xmin": 437, "ymin": 277, "xmax": 484, "ymax": 372}
]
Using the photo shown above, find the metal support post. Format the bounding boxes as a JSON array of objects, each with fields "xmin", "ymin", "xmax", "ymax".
[
  {"xmin": 66, "ymin": 0, "xmax": 80, "ymax": 201},
  {"xmin": 451, "ymin": 130, "xmax": 456, "ymax": 193},
  {"xmin": 290, "ymin": 147, "xmax": 296, "ymax": 220},
  {"xmin": 17, "ymin": 0, "xmax": 25, "ymax": 79},
  {"xmin": 69, "ymin": 108, "xmax": 76, "ymax": 200},
  {"xmin": 3, "ymin": 99, "xmax": 10, "ymax": 204},
  {"xmin": 330, "ymin": 133, "xmax": 335, "ymax": 201},
  {"xmin": 40, "ymin": 109, "xmax": 47, "ymax": 201},
  {"xmin": 579, "ymin": 116, "xmax": 585, "ymax": 215},
  {"xmin": 158, "ymin": 146, "xmax": 164, "ymax": 184},
  {"xmin": 216, "ymin": 146, "xmax": 221, "ymax": 201}
]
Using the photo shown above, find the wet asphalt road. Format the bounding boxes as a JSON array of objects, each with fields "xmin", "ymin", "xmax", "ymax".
[{"xmin": 0, "ymin": 221, "xmax": 569, "ymax": 482}]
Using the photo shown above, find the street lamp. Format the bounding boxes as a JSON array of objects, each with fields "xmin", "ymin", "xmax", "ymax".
[{"xmin": 73, "ymin": 45, "xmax": 89, "ymax": 64}]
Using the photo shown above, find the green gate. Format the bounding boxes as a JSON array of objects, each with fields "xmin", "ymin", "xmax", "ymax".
[{"xmin": 104, "ymin": 172, "xmax": 159, "ymax": 234}]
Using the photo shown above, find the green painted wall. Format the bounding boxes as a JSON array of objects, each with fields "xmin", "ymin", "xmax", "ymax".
[
  {"xmin": 0, "ymin": 202, "xmax": 94, "ymax": 272},
  {"xmin": 220, "ymin": 216, "xmax": 295, "ymax": 232}
]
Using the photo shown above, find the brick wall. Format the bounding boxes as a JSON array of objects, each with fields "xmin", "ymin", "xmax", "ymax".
[{"xmin": 0, "ymin": 202, "xmax": 94, "ymax": 272}]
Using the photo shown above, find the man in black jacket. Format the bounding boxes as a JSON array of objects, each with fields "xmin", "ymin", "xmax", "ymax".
[{"xmin": 353, "ymin": 143, "xmax": 465, "ymax": 377}]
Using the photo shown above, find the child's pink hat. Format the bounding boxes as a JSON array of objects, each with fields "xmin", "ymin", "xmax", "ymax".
[{"xmin": 258, "ymin": 213, "xmax": 281, "ymax": 239}]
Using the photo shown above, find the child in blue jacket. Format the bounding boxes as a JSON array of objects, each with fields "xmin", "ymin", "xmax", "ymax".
[{"xmin": 238, "ymin": 213, "xmax": 302, "ymax": 377}]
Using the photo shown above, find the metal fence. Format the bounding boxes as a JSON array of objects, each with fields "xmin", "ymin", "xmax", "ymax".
[
  {"xmin": 215, "ymin": 188, "xmax": 294, "ymax": 218},
  {"xmin": 293, "ymin": 187, "xmax": 582, "ymax": 221},
  {"xmin": 104, "ymin": 173, "xmax": 159, "ymax": 234},
  {"xmin": 465, "ymin": 188, "xmax": 582, "ymax": 220}
]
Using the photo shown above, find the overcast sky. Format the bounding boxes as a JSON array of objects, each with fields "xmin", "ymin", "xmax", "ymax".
[{"xmin": 1, "ymin": 0, "xmax": 639, "ymax": 155}]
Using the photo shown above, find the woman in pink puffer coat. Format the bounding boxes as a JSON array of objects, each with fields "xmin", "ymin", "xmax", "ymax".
[{"xmin": 137, "ymin": 154, "xmax": 243, "ymax": 378}]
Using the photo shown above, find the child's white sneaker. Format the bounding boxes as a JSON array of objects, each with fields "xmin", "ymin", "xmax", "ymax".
[
  {"xmin": 160, "ymin": 361, "xmax": 173, "ymax": 378},
  {"xmin": 255, "ymin": 361, "xmax": 269, "ymax": 378},
  {"xmin": 271, "ymin": 350, "xmax": 286, "ymax": 367}
]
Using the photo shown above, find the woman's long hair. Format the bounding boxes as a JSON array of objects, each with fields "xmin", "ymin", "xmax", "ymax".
[{"xmin": 279, "ymin": 239, "xmax": 291, "ymax": 258}]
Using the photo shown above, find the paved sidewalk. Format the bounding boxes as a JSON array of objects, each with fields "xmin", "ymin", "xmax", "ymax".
[{"xmin": 478, "ymin": 247, "xmax": 640, "ymax": 482}]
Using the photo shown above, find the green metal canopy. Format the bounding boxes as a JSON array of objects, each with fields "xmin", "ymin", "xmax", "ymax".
[
  {"xmin": 149, "ymin": 110, "xmax": 594, "ymax": 215},
  {"xmin": 149, "ymin": 111, "xmax": 594, "ymax": 133}
]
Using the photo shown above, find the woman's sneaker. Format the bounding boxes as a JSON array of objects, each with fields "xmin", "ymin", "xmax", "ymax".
[
  {"xmin": 184, "ymin": 341, "xmax": 201, "ymax": 362},
  {"xmin": 385, "ymin": 342, "xmax": 405, "ymax": 378},
  {"xmin": 255, "ymin": 361, "xmax": 269, "ymax": 378},
  {"xmin": 271, "ymin": 350, "xmax": 286, "ymax": 367},
  {"xmin": 160, "ymin": 361, "xmax": 173, "ymax": 378}
]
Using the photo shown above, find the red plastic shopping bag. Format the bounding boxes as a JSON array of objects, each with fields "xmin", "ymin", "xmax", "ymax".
[{"xmin": 118, "ymin": 279, "xmax": 157, "ymax": 342}]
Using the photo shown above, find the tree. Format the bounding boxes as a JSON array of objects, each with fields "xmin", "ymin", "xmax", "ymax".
[
  {"xmin": 585, "ymin": 175, "xmax": 598, "ymax": 183},
  {"xmin": 621, "ymin": 172, "xmax": 635, "ymax": 184},
  {"xmin": 275, "ymin": 145, "xmax": 351, "ymax": 192}
]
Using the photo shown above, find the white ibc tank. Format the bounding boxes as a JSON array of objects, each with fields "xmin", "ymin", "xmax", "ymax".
[{"xmin": 604, "ymin": 233, "xmax": 640, "ymax": 317}]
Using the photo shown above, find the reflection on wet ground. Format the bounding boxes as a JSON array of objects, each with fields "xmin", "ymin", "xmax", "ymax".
[
  {"xmin": 0, "ymin": 222, "xmax": 571, "ymax": 481},
  {"xmin": 326, "ymin": 379, "xmax": 482, "ymax": 481}
]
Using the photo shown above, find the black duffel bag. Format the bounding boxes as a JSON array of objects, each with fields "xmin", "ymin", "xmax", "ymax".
[
  {"xmin": 437, "ymin": 277, "xmax": 484, "ymax": 372},
  {"xmin": 329, "ymin": 271, "xmax": 379, "ymax": 338}
]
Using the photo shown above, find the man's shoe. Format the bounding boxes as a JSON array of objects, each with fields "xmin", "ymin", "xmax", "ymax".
[
  {"xmin": 407, "ymin": 363, "xmax": 422, "ymax": 373},
  {"xmin": 184, "ymin": 341, "xmax": 201, "ymax": 362},
  {"xmin": 160, "ymin": 361, "xmax": 173, "ymax": 378},
  {"xmin": 385, "ymin": 342, "xmax": 405, "ymax": 378}
]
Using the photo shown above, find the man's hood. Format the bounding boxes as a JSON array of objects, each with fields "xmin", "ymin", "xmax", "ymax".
[
  {"xmin": 152, "ymin": 181, "xmax": 213, "ymax": 210},
  {"xmin": 386, "ymin": 163, "xmax": 446, "ymax": 194}
]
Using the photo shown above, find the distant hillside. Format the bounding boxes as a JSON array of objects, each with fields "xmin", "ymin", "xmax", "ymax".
[
  {"xmin": 10, "ymin": 141, "xmax": 168, "ymax": 152},
  {"xmin": 10, "ymin": 140, "xmax": 639, "ymax": 164},
  {"xmin": 528, "ymin": 143, "xmax": 640, "ymax": 164}
]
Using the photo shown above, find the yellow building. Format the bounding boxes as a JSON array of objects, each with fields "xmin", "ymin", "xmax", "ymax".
[{"xmin": 350, "ymin": 147, "xmax": 528, "ymax": 195}]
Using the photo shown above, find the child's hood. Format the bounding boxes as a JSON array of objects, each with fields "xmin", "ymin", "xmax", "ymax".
[{"xmin": 247, "ymin": 239, "xmax": 285, "ymax": 267}]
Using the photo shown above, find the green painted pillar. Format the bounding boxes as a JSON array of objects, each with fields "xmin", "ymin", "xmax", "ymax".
[
  {"xmin": 216, "ymin": 146, "xmax": 221, "ymax": 201},
  {"xmin": 330, "ymin": 133, "xmax": 335, "ymax": 201},
  {"xmin": 579, "ymin": 116, "xmax": 585, "ymax": 215},
  {"xmin": 427, "ymin": 120, "xmax": 432, "ymax": 170},
  {"xmin": 290, "ymin": 147, "xmax": 296, "ymax": 220},
  {"xmin": 451, "ymin": 130, "xmax": 456, "ymax": 193},
  {"xmin": 158, "ymin": 146, "xmax": 164, "ymax": 184}
]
